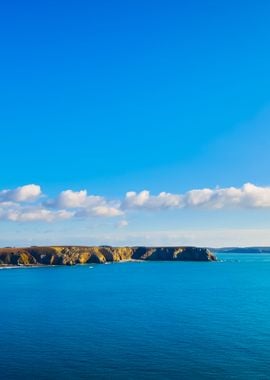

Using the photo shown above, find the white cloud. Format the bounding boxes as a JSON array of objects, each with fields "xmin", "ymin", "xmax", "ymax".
[
  {"xmin": 124, "ymin": 190, "xmax": 182, "ymax": 209},
  {"xmin": 53, "ymin": 190, "xmax": 103, "ymax": 209},
  {"xmin": 56, "ymin": 190, "xmax": 88, "ymax": 208},
  {"xmin": 184, "ymin": 183, "xmax": 270, "ymax": 209},
  {"xmin": 0, "ymin": 184, "xmax": 42, "ymax": 202},
  {"xmin": 91, "ymin": 206, "xmax": 123, "ymax": 217},
  {"xmin": 0, "ymin": 184, "xmax": 123, "ymax": 222},
  {"xmin": 48, "ymin": 189, "xmax": 123, "ymax": 218},
  {"xmin": 75, "ymin": 205, "xmax": 123, "ymax": 218},
  {"xmin": 8, "ymin": 209, "xmax": 73, "ymax": 222},
  {"xmin": 123, "ymin": 183, "xmax": 270, "ymax": 211},
  {"xmin": 0, "ymin": 204, "xmax": 73, "ymax": 222},
  {"xmin": 1, "ymin": 182, "xmax": 270, "ymax": 223}
]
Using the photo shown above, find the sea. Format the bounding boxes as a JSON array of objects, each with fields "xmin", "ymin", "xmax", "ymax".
[{"xmin": 1, "ymin": 253, "xmax": 270, "ymax": 379}]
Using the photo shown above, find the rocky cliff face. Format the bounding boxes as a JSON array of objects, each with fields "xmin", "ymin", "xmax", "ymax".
[{"xmin": 0, "ymin": 246, "xmax": 216, "ymax": 266}]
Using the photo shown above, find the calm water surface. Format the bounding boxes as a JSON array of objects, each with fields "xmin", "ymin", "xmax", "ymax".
[{"xmin": 1, "ymin": 253, "xmax": 270, "ymax": 379}]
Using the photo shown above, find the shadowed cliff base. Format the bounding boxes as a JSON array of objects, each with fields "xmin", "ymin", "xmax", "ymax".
[{"xmin": 0, "ymin": 246, "xmax": 216, "ymax": 266}]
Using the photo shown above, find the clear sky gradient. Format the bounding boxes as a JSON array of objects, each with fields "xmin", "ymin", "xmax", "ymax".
[{"xmin": 1, "ymin": 1, "xmax": 270, "ymax": 246}]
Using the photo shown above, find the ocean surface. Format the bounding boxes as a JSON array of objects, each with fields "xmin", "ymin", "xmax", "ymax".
[{"xmin": 1, "ymin": 253, "xmax": 270, "ymax": 379}]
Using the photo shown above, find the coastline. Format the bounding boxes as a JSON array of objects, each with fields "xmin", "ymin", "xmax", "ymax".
[{"xmin": 0, "ymin": 246, "xmax": 216, "ymax": 267}]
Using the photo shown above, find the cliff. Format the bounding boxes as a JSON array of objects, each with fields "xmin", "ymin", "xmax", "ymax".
[{"xmin": 0, "ymin": 246, "xmax": 216, "ymax": 266}]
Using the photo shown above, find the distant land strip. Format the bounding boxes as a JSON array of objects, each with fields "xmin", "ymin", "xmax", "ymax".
[{"xmin": 212, "ymin": 247, "xmax": 270, "ymax": 253}]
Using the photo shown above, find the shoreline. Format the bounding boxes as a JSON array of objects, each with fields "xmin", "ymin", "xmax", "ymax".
[{"xmin": 0, "ymin": 246, "xmax": 217, "ymax": 266}]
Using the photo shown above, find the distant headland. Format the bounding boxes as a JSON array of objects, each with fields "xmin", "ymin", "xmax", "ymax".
[{"xmin": 0, "ymin": 246, "xmax": 216, "ymax": 267}]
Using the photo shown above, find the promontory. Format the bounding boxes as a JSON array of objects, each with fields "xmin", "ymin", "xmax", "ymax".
[{"xmin": 0, "ymin": 246, "xmax": 216, "ymax": 267}]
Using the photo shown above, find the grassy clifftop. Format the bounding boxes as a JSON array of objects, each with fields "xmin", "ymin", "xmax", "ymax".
[{"xmin": 0, "ymin": 246, "xmax": 216, "ymax": 266}]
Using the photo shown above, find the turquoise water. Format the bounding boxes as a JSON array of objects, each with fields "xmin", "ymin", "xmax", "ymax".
[{"xmin": 1, "ymin": 254, "xmax": 270, "ymax": 379}]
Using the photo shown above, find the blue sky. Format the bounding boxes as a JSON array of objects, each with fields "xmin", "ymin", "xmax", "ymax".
[{"xmin": 1, "ymin": 0, "xmax": 270, "ymax": 246}]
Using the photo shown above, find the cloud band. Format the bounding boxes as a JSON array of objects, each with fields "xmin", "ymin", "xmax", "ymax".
[{"xmin": 0, "ymin": 182, "xmax": 269, "ymax": 222}]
